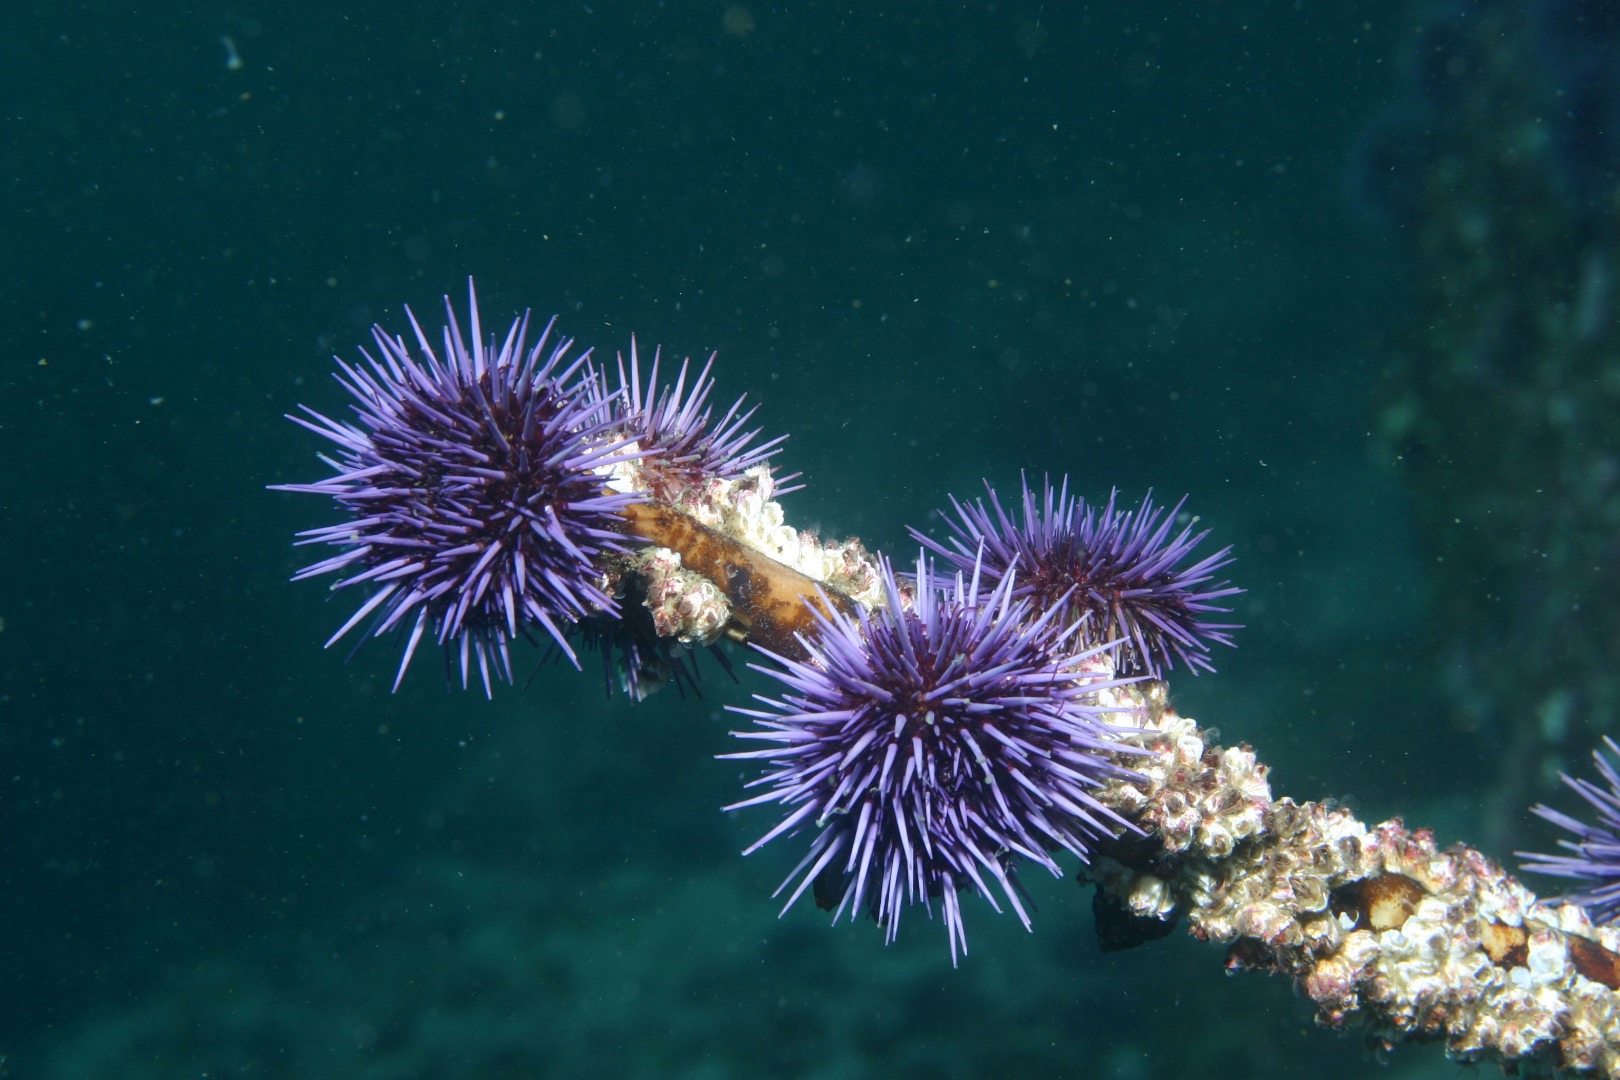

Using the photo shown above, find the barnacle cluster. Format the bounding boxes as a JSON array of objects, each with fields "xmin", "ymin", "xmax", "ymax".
[
  {"xmin": 610, "ymin": 464, "xmax": 882, "ymax": 658},
  {"xmin": 1089, "ymin": 693, "xmax": 1620, "ymax": 1077}
]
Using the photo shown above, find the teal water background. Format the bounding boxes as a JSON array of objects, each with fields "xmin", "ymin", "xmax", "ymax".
[{"xmin": 2, "ymin": 3, "xmax": 1490, "ymax": 1077}]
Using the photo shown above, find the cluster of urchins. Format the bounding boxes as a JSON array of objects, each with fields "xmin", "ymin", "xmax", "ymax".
[{"xmin": 274, "ymin": 282, "xmax": 1620, "ymax": 961}]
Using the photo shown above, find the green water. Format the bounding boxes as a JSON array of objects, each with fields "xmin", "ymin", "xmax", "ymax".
[{"xmin": 1, "ymin": 3, "xmax": 1506, "ymax": 1077}]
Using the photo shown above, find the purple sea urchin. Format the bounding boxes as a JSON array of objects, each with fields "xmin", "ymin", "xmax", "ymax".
[
  {"xmin": 723, "ymin": 550, "xmax": 1144, "ymax": 963},
  {"xmin": 272, "ymin": 281, "xmax": 643, "ymax": 695},
  {"xmin": 609, "ymin": 338, "xmax": 792, "ymax": 500},
  {"xmin": 1521, "ymin": 737, "xmax": 1620, "ymax": 924},
  {"xmin": 910, "ymin": 475, "xmax": 1240, "ymax": 676}
]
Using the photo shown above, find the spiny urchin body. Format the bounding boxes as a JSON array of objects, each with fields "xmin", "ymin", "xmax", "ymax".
[
  {"xmin": 1521, "ymin": 737, "xmax": 1620, "ymax": 924},
  {"xmin": 607, "ymin": 338, "xmax": 792, "ymax": 499},
  {"xmin": 272, "ymin": 281, "xmax": 642, "ymax": 694},
  {"xmin": 910, "ymin": 475, "xmax": 1240, "ymax": 676},
  {"xmin": 723, "ymin": 551, "xmax": 1144, "ymax": 963}
]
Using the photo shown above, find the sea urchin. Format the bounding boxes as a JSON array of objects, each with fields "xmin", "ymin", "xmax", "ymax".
[
  {"xmin": 272, "ymin": 280, "xmax": 643, "ymax": 695},
  {"xmin": 723, "ymin": 550, "xmax": 1144, "ymax": 963},
  {"xmin": 1521, "ymin": 737, "xmax": 1620, "ymax": 925},
  {"xmin": 910, "ymin": 475, "xmax": 1240, "ymax": 676},
  {"xmin": 607, "ymin": 337, "xmax": 791, "ymax": 499}
]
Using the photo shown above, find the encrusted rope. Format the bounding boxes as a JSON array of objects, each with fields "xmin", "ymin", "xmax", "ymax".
[{"xmin": 1088, "ymin": 682, "xmax": 1620, "ymax": 1078}]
